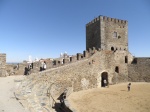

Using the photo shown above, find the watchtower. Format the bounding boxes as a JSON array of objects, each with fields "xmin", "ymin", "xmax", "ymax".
[{"xmin": 86, "ymin": 16, "xmax": 128, "ymax": 51}]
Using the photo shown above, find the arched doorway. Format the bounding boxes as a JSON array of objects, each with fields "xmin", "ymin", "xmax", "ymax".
[
  {"xmin": 101, "ymin": 72, "xmax": 108, "ymax": 87},
  {"xmin": 111, "ymin": 47, "xmax": 114, "ymax": 51}
]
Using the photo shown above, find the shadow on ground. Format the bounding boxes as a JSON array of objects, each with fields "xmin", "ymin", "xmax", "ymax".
[{"xmin": 53, "ymin": 103, "xmax": 72, "ymax": 112}]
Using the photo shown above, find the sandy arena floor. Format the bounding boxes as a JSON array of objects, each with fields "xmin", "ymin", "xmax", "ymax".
[{"xmin": 68, "ymin": 82, "xmax": 150, "ymax": 112}]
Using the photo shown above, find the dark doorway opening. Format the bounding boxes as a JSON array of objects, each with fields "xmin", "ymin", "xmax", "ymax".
[
  {"xmin": 70, "ymin": 57, "xmax": 72, "ymax": 62},
  {"xmin": 115, "ymin": 66, "xmax": 119, "ymax": 73},
  {"xmin": 125, "ymin": 56, "xmax": 128, "ymax": 63},
  {"xmin": 111, "ymin": 47, "xmax": 114, "ymax": 51},
  {"xmin": 101, "ymin": 72, "xmax": 108, "ymax": 87}
]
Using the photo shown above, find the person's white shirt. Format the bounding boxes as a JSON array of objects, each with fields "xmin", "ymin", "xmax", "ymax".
[
  {"xmin": 43, "ymin": 63, "xmax": 46, "ymax": 69},
  {"xmin": 104, "ymin": 79, "xmax": 107, "ymax": 83}
]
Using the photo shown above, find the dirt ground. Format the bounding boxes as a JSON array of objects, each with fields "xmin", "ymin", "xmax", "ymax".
[{"xmin": 68, "ymin": 82, "xmax": 150, "ymax": 112}]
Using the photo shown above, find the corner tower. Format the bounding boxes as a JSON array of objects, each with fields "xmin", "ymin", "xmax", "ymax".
[{"xmin": 86, "ymin": 16, "xmax": 128, "ymax": 51}]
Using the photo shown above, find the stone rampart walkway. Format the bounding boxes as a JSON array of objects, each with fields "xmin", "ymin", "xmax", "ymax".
[{"xmin": 0, "ymin": 76, "xmax": 29, "ymax": 112}]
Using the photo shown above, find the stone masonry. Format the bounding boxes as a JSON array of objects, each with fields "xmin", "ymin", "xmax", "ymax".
[
  {"xmin": 9, "ymin": 16, "xmax": 131, "ymax": 112},
  {"xmin": 2, "ymin": 15, "xmax": 149, "ymax": 112},
  {"xmin": 128, "ymin": 57, "xmax": 150, "ymax": 82},
  {"xmin": 0, "ymin": 53, "xmax": 7, "ymax": 77},
  {"xmin": 15, "ymin": 49, "xmax": 133, "ymax": 112},
  {"xmin": 86, "ymin": 16, "xmax": 128, "ymax": 51}
]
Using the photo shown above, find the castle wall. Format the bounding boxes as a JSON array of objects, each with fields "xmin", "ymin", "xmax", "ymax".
[
  {"xmin": 5, "ymin": 49, "xmax": 95, "ymax": 75},
  {"xmin": 112, "ymin": 51, "xmax": 129, "ymax": 83},
  {"xmin": 17, "ymin": 50, "xmax": 128, "ymax": 94},
  {"xmin": 18, "ymin": 63, "xmax": 28, "ymax": 75},
  {"xmin": 15, "ymin": 50, "xmax": 129, "ymax": 112},
  {"xmin": 0, "ymin": 53, "xmax": 6, "ymax": 77},
  {"xmin": 128, "ymin": 57, "xmax": 150, "ymax": 82},
  {"xmin": 6, "ymin": 64, "xmax": 19, "ymax": 75}
]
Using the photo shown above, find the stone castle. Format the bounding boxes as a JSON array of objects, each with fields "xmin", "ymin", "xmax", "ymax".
[{"xmin": 0, "ymin": 15, "xmax": 150, "ymax": 111}]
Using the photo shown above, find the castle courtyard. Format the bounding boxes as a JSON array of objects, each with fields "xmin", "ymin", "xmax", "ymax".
[
  {"xmin": 0, "ymin": 76, "xmax": 150, "ymax": 112},
  {"xmin": 68, "ymin": 82, "xmax": 150, "ymax": 112}
]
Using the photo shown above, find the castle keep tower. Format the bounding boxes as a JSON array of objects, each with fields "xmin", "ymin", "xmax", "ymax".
[{"xmin": 86, "ymin": 16, "xmax": 128, "ymax": 51}]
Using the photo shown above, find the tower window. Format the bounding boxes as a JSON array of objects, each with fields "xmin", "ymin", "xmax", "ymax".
[
  {"xmin": 118, "ymin": 35, "xmax": 121, "ymax": 39},
  {"xmin": 115, "ymin": 66, "xmax": 119, "ymax": 73},
  {"xmin": 113, "ymin": 32, "xmax": 117, "ymax": 38}
]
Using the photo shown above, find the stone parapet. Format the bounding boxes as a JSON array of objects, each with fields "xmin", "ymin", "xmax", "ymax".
[{"xmin": 86, "ymin": 15, "xmax": 127, "ymax": 27}]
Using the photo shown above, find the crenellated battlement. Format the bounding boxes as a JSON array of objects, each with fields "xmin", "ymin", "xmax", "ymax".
[
  {"xmin": 11, "ymin": 47, "xmax": 101, "ymax": 75},
  {"xmin": 86, "ymin": 16, "xmax": 101, "ymax": 26},
  {"xmin": 86, "ymin": 15, "xmax": 127, "ymax": 26},
  {"xmin": 0, "ymin": 53, "xmax": 6, "ymax": 57},
  {"xmin": 51, "ymin": 47, "xmax": 99, "ymax": 67}
]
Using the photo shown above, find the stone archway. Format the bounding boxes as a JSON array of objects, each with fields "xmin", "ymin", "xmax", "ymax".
[
  {"xmin": 101, "ymin": 72, "xmax": 108, "ymax": 87},
  {"xmin": 111, "ymin": 47, "xmax": 114, "ymax": 51}
]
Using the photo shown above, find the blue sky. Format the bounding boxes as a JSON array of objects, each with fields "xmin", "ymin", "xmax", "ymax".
[{"xmin": 0, "ymin": 0, "xmax": 150, "ymax": 62}]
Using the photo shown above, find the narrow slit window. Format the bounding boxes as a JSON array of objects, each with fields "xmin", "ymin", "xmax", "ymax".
[{"xmin": 125, "ymin": 56, "xmax": 128, "ymax": 63}]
